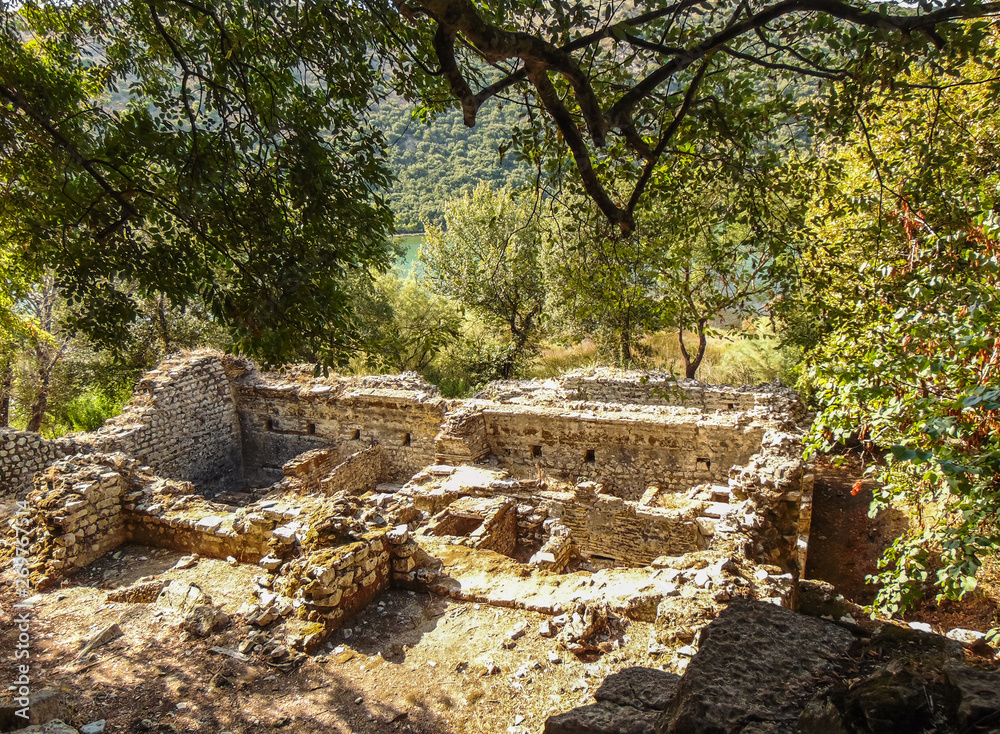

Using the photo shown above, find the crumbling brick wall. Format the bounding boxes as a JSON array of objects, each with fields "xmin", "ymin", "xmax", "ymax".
[
  {"xmin": 0, "ymin": 431, "xmax": 83, "ymax": 496},
  {"xmin": 473, "ymin": 405, "xmax": 766, "ymax": 499},
  {"xmin": 15, "ymin": 454, "xmax": 132, "ymax": 588},
  {"xmin": 109, "ymin": 352, "xmax": 243, "ymax": 488},
  {"xmin": 123, "ymin": 479, "xmax": 272, "ymax": 562},
  {"xmin": 479, "ymin": 369, "xmax": 806, "ymax": 419},
  {"xmin": 231, "ymin": 369, "xmax": 447, "ymax": 486},
  {"xmin": 283, "ymin": 448, "xmax": 342, "ymax": 492},
  {"xmin": 318, "ymin": 445, "xmax": 388, "ymax": 496},
  {"xmin": 0, "ymin": 350, "xmax": 243, "ymax": 496}
]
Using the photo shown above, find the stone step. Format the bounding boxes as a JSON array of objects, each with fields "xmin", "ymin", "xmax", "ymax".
[
  {"xmin": 702, "ymin": 502, "xmax": 734, "ymax": 519},
  {"xmin": 709, "ymin": 485, "xmax": 732, "ymax": 503}
]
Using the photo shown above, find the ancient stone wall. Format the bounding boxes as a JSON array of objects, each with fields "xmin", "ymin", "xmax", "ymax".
[
  {"xmin": 540, "ymin": 485, "xmax": 705, "ymax": 563},
  {"xmin": 124, "ymin": 478, "xmax": 270, "ymax": 562},
  {"xmin": 318, "ymin": 445, "xmax": 388, "ymax": 496},
  {"xmin": 113, "ymin": 352, "xmax": 244, "ymax": 487},
  {"xmin": 282, "ymin": 448, "xmax": 341, "ymax": 492},
  {"xmin": 272, "ymin": 533, "xmax": 392, "ymax": 630},
  {"xmin": 478, "ymin": 369, "xmax": 806, "ymax": 419},
  {"xmin": 727, "ymin": 430, "xmax": 811, "ymax": 572},
  {"xmin": 473, "ymin": 404, "xmax": 766, "ymax": 500},
  {"xmin": 17, "ymin": 454, "xmax": 132, "ymax": 587},
  {"xmin": 0, "ymin": 351, "xmax": 243, "ymax": 496},
  {"xmin": 434, "ymin": 410, "xmax": 490, "ymax": 465},
  {"xmin": 561, "ymin": 372, "xmax": 804, "ymax": 415},
  {"xmin": 404, "ymin": 470, "xmax": 706, "ymax": 566},
  {"xmin": 231, "ymin": 368, "xmax": 447, "ymax": 487},
  {"xmin": 424, "ymin": 496, "xmax": 518, "ymax": 556},
  {"xmin": 0, "ymin": 431, "xmax": 82, "ymax": 496}
]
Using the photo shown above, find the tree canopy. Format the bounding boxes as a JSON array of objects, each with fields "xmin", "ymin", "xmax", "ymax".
[
  {"xmin": 2, "ymin": 0, "xmax": 395, "ymax": 367},
  {"xmin": 389, "ymin": 0, "xmax": 1000, "ymax": 230},
  {"xmin": 3, "ymin": 0, "xmax": 1000, "ymax": 367},
  {"xmin": 794, "ymin": 30, "xmax": 1000, "ymax": 621}
]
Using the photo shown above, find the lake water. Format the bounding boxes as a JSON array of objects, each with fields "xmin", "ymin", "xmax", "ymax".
[{"xmin": 395, "ymin": 234, "xmax": 424, "ymax": 275}]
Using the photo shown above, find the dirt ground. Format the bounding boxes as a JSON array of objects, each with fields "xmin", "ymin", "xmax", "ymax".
[
  {"xmin": 4, "ymin": 456, "xmax": 998, "ymax": 733},
  {"xmin": 1, "ymin": 545, "xmax": 669, "ymax": 734}
]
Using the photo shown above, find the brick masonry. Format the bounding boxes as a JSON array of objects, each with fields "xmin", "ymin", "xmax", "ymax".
[{"xmin": 1, "ymin": 351, "xmax": 815, "ymax": 651}]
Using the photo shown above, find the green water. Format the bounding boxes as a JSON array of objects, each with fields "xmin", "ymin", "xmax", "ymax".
[{"xmin": 394, "ymin": 233, "xmax": 424, "ymax": 275}]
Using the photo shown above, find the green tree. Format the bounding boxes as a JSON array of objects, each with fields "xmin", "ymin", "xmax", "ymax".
[
  {"xmin": 352, "ymin": 272, "xmax": 462, "ymax": 374},
  {"xmin": 800, "ymin": 33, "xmax": 1000, "ymax": 637},
  {"xmin": 421, "ymin": 184, "xmax": 547, "ymax": 379},
  {"xmin": 641, "ymin": 155, "xmax": 805, "ymax": 379},
  {"xmin": 544, "ymin": 198, "xmax": 660, "ymax": 368},
  {"xmin": 390, "ymin": 0, "xmax": 1000, "ymax": 230},
  {"xmin": 1, "ymin": 0, "xmax": 394, "ymax": 367}
]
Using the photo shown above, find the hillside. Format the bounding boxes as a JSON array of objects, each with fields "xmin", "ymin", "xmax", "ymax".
[{"xmin": 372, "ymin": 100, "xmax": 533, "ymax": 233}]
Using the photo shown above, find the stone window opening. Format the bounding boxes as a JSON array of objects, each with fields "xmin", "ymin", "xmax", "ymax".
[
  {"xmin": 696, "ymin": 457, "xmax": 711, "ymax": 471},
  {"xmin": 351, "ymin": 429, "xmax": 361, "ymax": 440},
  {"xmin": 263, "ymin": 418, "xmax": 273, "ymax": 431},
  {"xmin": 727, "ymin": 403, "xmax": 735, "ymax": 410},
  {"xmin": 306, "ymin": 422, "xmax": 316, "ymax": 435},
  {"xmin": 584, "ymin": 449, "xmax": 596, "ymax": 463},
  {"xmin": 402, "ymin": 432, "xmax": 411, "ymax": 447},
  {"xmin": 531, "ymin": 445, "xmax": 542, "ymax": 459}
]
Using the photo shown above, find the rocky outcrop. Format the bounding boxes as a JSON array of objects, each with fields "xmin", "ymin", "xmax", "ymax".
[
  {"xmin": 544, "ymin": 668, "xmax": 682, "ymax": 734},
  {"xmin": 663, "ymin": 599, "xmax": 857, "ymax": 733},
  {"xmin": 546, "ymin": 600, "xmax": 1000, "ymax": 734}
]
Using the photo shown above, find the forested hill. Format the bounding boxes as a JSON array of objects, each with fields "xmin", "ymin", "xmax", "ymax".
[{"xmin": 371, "ymin": 99, "xmax": 533, "ymax": 233}]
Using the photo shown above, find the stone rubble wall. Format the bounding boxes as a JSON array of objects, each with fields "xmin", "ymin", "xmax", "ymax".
[
  {"xmin": 265, "ymin": 531, "xmax": 392, "ymax": 640},
  {"xmin": 423, "ymin": 496, "xmax": 518, "ymax": 556},
  {"xmin": 434, "ymin": 409, "xmax": 490, "ymax": 465},
  {"xmin": 123, "ymin": 478, "xmax": 271, "ymax": 562},
  {"xmin": 231, "ymin": 366, "xmax": 447, "ymax": 487},
  {"xmin": 12, "ymin": 454, "xmax": 132, "ymax": 588},
  {"xmin": 727, "ymin": 429, "xmax": 810, "ymax": 572},
  {"xmin": 562, "ymin": 372, "xmax": 805, "ymax": 416},
  {"xmin": 0, "ymin": 431, "xmax": 84, "ymax": 496},
  {"xmin": 405, "ymin": 473, "xmax": 705, "ymax": 566},
  {"xmin": 282, "ymin": 448, "xmax": 342, "ymax": 492},
  {"xmin": 318, "ymin": 445, "xmax": 388, "ymax": 496},
  {"xmin": 0, "ymin": 351, "xmax": 243, "ymax": 496},
  {"xmin": 478, "ymin": 369, "xmax": 806, "ymax": 420},
  {"xmin": 542, "ymin": 485, "xmax": 705, "ymax": 563},
  {"xmin": 529, "ymin": 523, "xmax": 574, "ymax": 572},
  {"xmin": 471, "ymin": 405, "xmax": 766, "ymax": 500}
]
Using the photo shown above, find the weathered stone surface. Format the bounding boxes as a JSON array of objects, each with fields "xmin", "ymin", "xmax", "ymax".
[
  {"xmin": 944, "ymin": 662, "xmax": 1000, "ymax": 730},
  {"xmin": 78, "ymin": 623, "xmax": 123, "ymax": 657},
  {"xmin": 12, "ymin": 722, "xmax": 79, "ymax": 734},
  {"xmin": 595, "ymin": 668, "xmax": 681, "ymax": 711},
  {"xmin": 660, "ymin": 600, "xmax": 856, "ymax": 734},
  {"xmin": 545, "ymin": 701, "xmax": 660, "ymax": 734},
  {"xmin": 181, "ymin": 604, "xmax": 230, "ymax": 637},
  {"xmin": 156, "ymin": 581, "xmax": 211, "ymax": 613},
  {"xmin": 0, "ymin": 689, "xmax": 70, "ymax": 730}
]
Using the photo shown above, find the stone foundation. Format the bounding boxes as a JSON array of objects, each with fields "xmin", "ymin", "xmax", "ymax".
[{"xmin": 1, "ymin": 352, "xmax": 816, "ymax": 655}]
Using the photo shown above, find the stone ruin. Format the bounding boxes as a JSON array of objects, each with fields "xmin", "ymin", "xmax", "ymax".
[{"xmin": 1, "ymin": 350, "xmax": 814, "ymax": 655}]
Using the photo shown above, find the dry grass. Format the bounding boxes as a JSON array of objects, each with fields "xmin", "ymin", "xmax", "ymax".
[
  {"xmin": 465, "ymin": 687, "xmax": 485, "ymax": 705},
  {"xmin": 528, "ymin": 324, "xmax": 790, "ymax": 386},
  {"xmin": 437, "ymin": 692, "xmax": 456, "ymax": 710},
  {"xmin": 527, "ymin": 339, "xmax": 600, "ymax": 378},
  {"xmin": 404, "ymin": 689, "xmax": 427, "ymax": 707}
]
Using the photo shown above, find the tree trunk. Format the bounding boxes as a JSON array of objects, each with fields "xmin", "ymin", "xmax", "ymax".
[
  {"xmin": 25, "ymin": 372, "xmax": 49, "ymax": 433},
  {"xmin": 0, "ymin": 359, "xmax": 11, "ymax": 427},
  {"xmin": 155, "ymin": 295, "xmax": 173, "ymax": 354},
  {"xmin": 679, "ymin": 319, "xmax": 709, "ymax": 379},
  {"xmin": 619, "ymin": 326, "xmax": 632, "ymax": 368}
]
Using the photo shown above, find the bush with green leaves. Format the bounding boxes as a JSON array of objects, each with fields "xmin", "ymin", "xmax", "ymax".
[{"xmin": 800, "ymin": 32, "xmax": 1000, "ymax": 641}]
